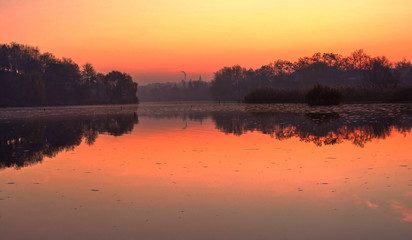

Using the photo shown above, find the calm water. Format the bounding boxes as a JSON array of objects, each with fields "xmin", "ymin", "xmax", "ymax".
[{"xmin": 1, "ymin": 102, "xmax": 412, "ymax": 240}]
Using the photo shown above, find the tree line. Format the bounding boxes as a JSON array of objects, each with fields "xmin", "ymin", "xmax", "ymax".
[
  {"xmin": 210, "ymin": 50, "xmax": 412, "ymax": 102},
  {"xmin": 3, "ymin": 43, "xmax": 412, "ymax": 105},
  {"xmin": 138, "ymin": 77, "xmax": 212, "ymax": 101},
  {"xmin": 0, "ymin": 43, "xmax": 138, "ymax": 107}
]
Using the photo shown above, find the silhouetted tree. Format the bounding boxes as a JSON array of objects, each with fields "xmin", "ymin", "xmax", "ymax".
[
  {"xmin": 138, "ymin": 76, "xmax": 212, "ymax": 101},
  {"xmin": 16, "ymin": 71, "xmax": 46, "ymax": 106},
  {"xmin": 0, "ymin": 43, "xmax": 139, "ymax": 107},
  {"xmin": 210, "ymin": 49, "xmax": 412, "ymax": 103},
  {"xmin": 43, "ymin": 58, "xmax": 81, "ymax": 105},
  {"xmin": 395, "ymin": 58, "xmax": 412, "ymax": 86},
  {"xmin": 81, "ymin": 63, "xmax": 97, "ymax": 85},
  {"xmin": 105, "ymin": 71, "xmax": 138, "ymax": 103},
  {"xmin": 364, "ymin": 56, "xmax": 398, "ymax": 89},
  {"xmin": 211, "ymin": 65, "xmax": 247, "ymax": 101}
]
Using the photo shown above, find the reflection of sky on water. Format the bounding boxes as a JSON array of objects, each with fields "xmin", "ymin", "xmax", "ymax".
[
  {"xmin": 1, "ymin": 103, "xmax": 411, "ymax": 169},
  {"xmin": 392, "ymin": 201, "xmax": 412, "ymax": 222},
  {"xmin": 0, "ymin": 103, "xmax": 411, "ymax": 240}
]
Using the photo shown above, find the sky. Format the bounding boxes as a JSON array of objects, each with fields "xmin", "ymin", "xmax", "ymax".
[{"xmin": 1, "ymin": 0, "xmax": 412, "ymax": 84}]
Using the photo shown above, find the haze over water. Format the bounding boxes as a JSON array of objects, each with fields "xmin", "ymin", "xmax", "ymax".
[{"xmin": 1, "ymin": 102, "xmax": 412, "ymax": 240}]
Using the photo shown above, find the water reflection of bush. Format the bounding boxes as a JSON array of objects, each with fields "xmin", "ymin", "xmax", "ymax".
[
  {"xmin": 211, "ymin": 111, "xmax": 412, "ymax": 147},
  {"xmin": 3, "ymin": 106, "xmax": 411, "ymax": 169},
  {"xmin": 139, "ymin": 107, "xmax": 411, "ymax": 147},
  {"xmin": 0, "ymin": 113, "xmax": 138, "ymax": 169}
]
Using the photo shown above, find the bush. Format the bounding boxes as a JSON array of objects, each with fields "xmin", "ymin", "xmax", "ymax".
[
  {"xmin": 387, "ymin": 87, "xmax": 412, "ymax": 103},
  {"xmin": 244, "ymin": 88, "xmax": 304, "ymax": 103},
  {"xmin": 305, "ymin": 85, "xmax": 342, "ymax": 106}
]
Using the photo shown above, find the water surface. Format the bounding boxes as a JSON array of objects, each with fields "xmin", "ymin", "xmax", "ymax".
[{"xmin": 1, "ymin": 103, "xmax": 412, "ymax": 240}]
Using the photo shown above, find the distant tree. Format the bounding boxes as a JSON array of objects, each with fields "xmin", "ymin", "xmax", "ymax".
[
  {"xmin": 138, "ymin": 77, "xmax": 212, "ymax": 102},
  {"xmin": 364, "ymin": 56, "xmax": 398, "ymax": 89},
  {"xmin": 105, "ymin": 71, "xmax": 138, "ymax": 103},
  {"xmin": 211, "ymin": 65, "xmax": 247, "ymax": 101},
  {"xmin": 395, "ymin": 58, "xmax": 412, "ymax": 86},
  {"xmin": 16, "ymin": 71, "xmax": 46, "ymax": 106},
  {"xmin": 273, "ymin": 60, "xmax": 294, "ymax": 76},
  {"xmin": 39, "ymin": 52, "xmax": 58, "ymax": 71},
  {"xmin": 254, "ymin": 65, "xmax": 274, "ymax": 87},
  {"xmin": 0, "ymin": 71, "xmax": 18, "ymax": 107},
  {"xmin": 294, "ymin": 61, "xmax": 342, "ymax": 88},
  {"xmin": 320, "ymin": 53, "xmax": 344, "ymax": 70},
  {"xmin": 0, "ymin": 45, "xmax": 9, "ymax": 71},
  {"xmin": 43, "ymin": 58, "xmax": 82, "ymax": 105},
  {"xmin": 7, "ymin": 43, "xmax": 42, "ymax": 74},
  {"xmin": 0, "ymin": 42, "xmax": 139, "ymax": 107},
  {"xmin": 347, "ymin": 49, "xmax": 371, "ymax": 70},
  {"xmin": 81, "ymin": 63, "xmax": 97, "ymax": 85}
]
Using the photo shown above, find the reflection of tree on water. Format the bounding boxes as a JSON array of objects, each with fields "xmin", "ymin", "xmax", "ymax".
[
  {"xmin": 211, "ymin": 111, "xmax": 412, "ymax": 147},
  {"xmin": 0, "ymin": 113, "xmax": 138, "ymax": 169},
  {"xmin": 138, "ymin": 103, "xmax": 412, "ymax": 146}
]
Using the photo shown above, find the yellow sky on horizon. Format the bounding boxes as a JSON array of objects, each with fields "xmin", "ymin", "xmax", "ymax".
[{"xmin": 1, "ymin": 0, "xmax": 412, "ymax": 83}]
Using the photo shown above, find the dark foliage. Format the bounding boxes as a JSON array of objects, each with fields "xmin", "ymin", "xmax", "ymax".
[
  {"xmin": 244, "ymin": 88, "xmax": 304, "ymax": 103},
  {"xmin": 211, "ymin": 50, "xmax": 412, "ymax": 102},
  {"xmin": 0, "ymin": 43, "xmax": 138, "ymax": 107},
  {"xmin": 138, "ymin": 78, "xmax": 212, "ymax": 102},
  {"xmin": 363, "ymin": 57, "xmax": 399, "ymax": 89},
  {"xmin": 387, "ymin": 87, "xmax": 412, "ymax": 103},
  {"xmin": 305, "ymin": 85, "xmax": 342, "ymax": 106}
]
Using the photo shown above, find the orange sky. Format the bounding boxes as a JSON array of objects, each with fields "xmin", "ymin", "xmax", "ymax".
[{"xmin": 1, "ymin": 0, "xmax": 412, "ymax": 83}]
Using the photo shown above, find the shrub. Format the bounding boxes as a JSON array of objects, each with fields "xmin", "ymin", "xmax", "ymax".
[
  {"xmin": 305, "ymin": 85, "xmax": 342, "ymax": 106},
  {"xmin": 244, "ymin": 88, "xmax": 304, "ymax": 103},
  {"xmin": 387, "ymin": 87, "xmax": 412, "ymax": 103}
]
